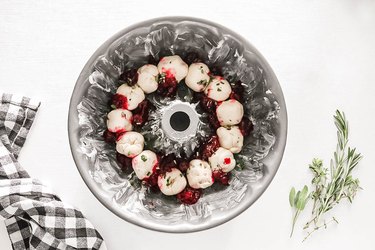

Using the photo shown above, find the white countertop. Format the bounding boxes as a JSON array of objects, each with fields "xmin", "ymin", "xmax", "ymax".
[{"xmin": 1, "ymin": 0, "xmax": 375, "ymax": 249}]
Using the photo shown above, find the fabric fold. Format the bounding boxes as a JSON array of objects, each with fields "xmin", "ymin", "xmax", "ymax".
[{"xmin": 0, "ymin": 93, "xmax": 104, "ymax": 250}]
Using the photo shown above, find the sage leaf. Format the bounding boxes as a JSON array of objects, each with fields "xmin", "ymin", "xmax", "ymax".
[{"xmin": 289, "ymin": 187, "xmax": 296, "ymax": 207}]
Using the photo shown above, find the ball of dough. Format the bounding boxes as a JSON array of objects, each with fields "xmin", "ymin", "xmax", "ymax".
[
  {"xmin": 185, "ymin": 63, "xmax": 210, "ymax": 92},
  {"xmin": 132, "ymin": 150, "xmax": 158, "ymax": 180},
  {"xmin": 216, "ymin": 99, "xmax": 244, "ymax": 126},
  {"xmin": 158, "ymin": 168, "xmax": 187, "ymax": 196},
  {"xmin": 116, "ymin": 84, "xmax": 145, "ymax": 110},
  {"xmin": 216, "ymin": 126, "xmax": 244, "ymax": 153},
  {"xmin": 157, "ymin": 55, "xmax": 188, "ymax": 82},
  {"xmin": 116, "ymin": 131, "xmax": 144, "ymax": 158},
  {"xmin": 204, "ymin": 76, "xmax": 232, "ymax": 101},
  {"xmin": 137, "ymin": 64, "xmax": 159, "ymax": 94},
  {"xmin": 208, "ymin": 147, "xmax": 236, "ymax": 173},
  {"xmin": 186, "ymin": 159, "xmax": 213, "ymax": 189},
  {"xmin": 106, "ymin": 109, "xmax": 133, "ymax": 133}
]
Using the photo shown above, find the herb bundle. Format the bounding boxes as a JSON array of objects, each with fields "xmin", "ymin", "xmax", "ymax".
[{"xmin": 289, "ymin": 110, "xmax": 362, "ymax": 241}]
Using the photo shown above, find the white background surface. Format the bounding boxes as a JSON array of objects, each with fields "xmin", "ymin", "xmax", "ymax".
[{"xmin": 1, "ymin": 0, "xmax": 375, "ymax": 249}]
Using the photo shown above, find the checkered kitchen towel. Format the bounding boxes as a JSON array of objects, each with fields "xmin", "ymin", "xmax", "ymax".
[{"xmin": 0, "ymin": 93, "xmax": 104, "ymax": 249}]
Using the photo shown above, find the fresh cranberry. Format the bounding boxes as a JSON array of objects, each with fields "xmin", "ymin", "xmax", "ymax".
[
  {"xmin": 208, "ymin": 113, "xmax": 221, "ymax": 130},
  {"xmin": 119, "ymin": 69, "xmax": 138, "ymax": 86},
  {"xmin": 132, "ymin": 100, "xmax": 151, "ymax": 127},
  {"xmin": 200, "ymin": 95, "xmax": 217, "ymax": 113},
  {"xmin": 238, "ymin": 116, "xmax": 254, "ymax": 137},
  {"xmin": 116, "ymin": 153, "xmax": 132, "ymax": 171},
  {"xmin": 157, "ymin": 75, "xmax": 178, "ymax": 97},
  {"xmin": 111, "ymin": 94, "xmax": 128, "ymax": 109},
  {"xmin": 159, "ymin": 153, "xmax": 177, "ymax": 174},
  {"xmin": 201, "ymin": 135, "xmax": 220, "ymax": 160},
  {"xmin": 183, "ymin": 52, "xmax": 202, "ymax": 65},
  {"xmin": 212, "ymin": 170, "xmax": 231, "ymax": 185},
  {"xmin": 230, "ymin": 80, "xmax": 245, "ymax": 102},
  {"xmin": 177, "ymin": 160, "xmax": 189, "ymax": 173},
  {"xmin": 177, "ymin": 187, "xmax": 202, "ymax": 205},
  {"xmin": 103, "ymin": 130, "xmax": 116, "ymax": 144},
  {"xmin": 224, "ymin": 158, "xmax": 231, "ymax": 165}
]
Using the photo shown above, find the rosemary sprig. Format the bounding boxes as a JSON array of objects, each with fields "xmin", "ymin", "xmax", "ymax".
[{"xmin": 289, "ymin": 110, "xmax": 362, "ymax": 240}]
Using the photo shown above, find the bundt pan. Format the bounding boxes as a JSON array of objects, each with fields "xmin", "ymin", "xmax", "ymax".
[{"xmin": 68, "ymin": 16, "xmax": 287, "ymax": 233}]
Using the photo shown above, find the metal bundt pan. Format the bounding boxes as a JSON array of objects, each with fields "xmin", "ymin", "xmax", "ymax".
[{"xmin": 68, "ymin": 16, "xmax": 287, "ymax": 233}]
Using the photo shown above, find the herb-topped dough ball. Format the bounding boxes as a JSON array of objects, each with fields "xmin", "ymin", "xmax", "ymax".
[
  {"xmin": 157, "ymin": 55, "xmax": 188, "ymax": 82},
  {"xmin": 185, "ymin": 63, "xmax": 210, "ymax": 92},
  {"xmin": 216, "ymin": 126, "xmax": 244, "ymax": 153},
  {"xmin": 116, "ymin": 131, "xmax": 144, "ymax": 158},
  {"xmin": 137, "ymin": 64, "xmax": 159, "ymax": 94},
  {"xmin": 106, "ymin": 109, "xmax": 133, "ymax": 133},
  {"xmin": 116, "ymin": 84, "xmax": 145, "ymax": 110},
  {"xmin": 208, "ymin": 147, "xmax": 236, "ymax": 172},
  {"xmin": 216, "ymin": 99, "xmax": 244, "ymax": 126},
  {"xmin": 158, "ymin": 168, "xmax": 187, "ymax": 196},
  {"xmin": 132, "ymin": 150, "xmax": 158, "ymax": 180},
  {"xmin": 186, "ymin": 159, "xmax": 214, "ymax": 189},
  {"xmin": 204, "ymin": 76, "xmax": 232, "ymax": 101}
]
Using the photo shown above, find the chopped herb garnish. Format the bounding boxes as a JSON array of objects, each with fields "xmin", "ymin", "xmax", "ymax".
[
  {"xmin": 141, "ymin": 155, "xmax": 147, "ymax": 162},
  {"xmin": 156, "ymin": 73, "xmax": 166, "ymax": 84},
  {"xmin": 166, "ymin": 176, "xmax": 171, "ymax": 186},
  {"xmin": 197, "ymin": 79, "xmax": 208, "ymax": 86},
  {"xmin": 110, "ymin": 104, "xmax": 117, "ymax": 109},
  {"xmin": 235, "ymin": 160, "xmax": 245, "ymax": 171}
]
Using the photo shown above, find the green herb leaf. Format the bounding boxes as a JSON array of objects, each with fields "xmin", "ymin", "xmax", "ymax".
[
  {"xmin": 141, "ymin": 155, "xmax": 147, "ymax": 162},
  {"xmin": 197, "ymin": 79, "xmax": 208, "ymax": 86},
  {"xmin": 289, "ymin": 187, "xmax": 296, "ymax": 207}
]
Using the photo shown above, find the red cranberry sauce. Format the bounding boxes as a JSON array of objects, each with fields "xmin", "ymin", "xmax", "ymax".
[
  {"xmin": 158, "ymin": 153, "xmax": 178, "ymax": 174},
  {"xmin": 208, "ymin": 113, "xmax": 220, "ymax": 130},
  {"xmin": 230, "ymin": 80, "xmax": 245, "ymax": 102},
  {"xmin": 177, "ymin": 187, "xmax": 202, "ymax": 205},
  {"xmin": 103, "ymin": 130, "xmax": 117, "ymax": 144},
  {"xmin": 111, "ymin": 94, "xmax": 128, "ymax": 109},
  {"xmin": 200, "ymin": 94, "xmax": 217, "ymax": 113},
  {"xmin": 238, "ymin": 116, "xmax": 254, "ymax": 137},
  {"xmin": 200, "ymin": 135, "xmax": 220, "ymax": 161},
  {"xmin": 132, "ymin": 100, "xmax": 152, "ymax": 127},
  {"xmin": 119, "ymin": 68, "xmax": 138, "ymax": 86},
  {"xmin": 157, "ymin": 73, "xmax": 178, "ymax": 97},
  {"xmin": 212, "ymin": 170, "xmax": 231, "ymax": 185}
]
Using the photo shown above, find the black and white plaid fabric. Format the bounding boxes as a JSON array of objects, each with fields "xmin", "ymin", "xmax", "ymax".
[{"xmin": 0, "ymin": 93, "xmax": 104, "ymax": 250}]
